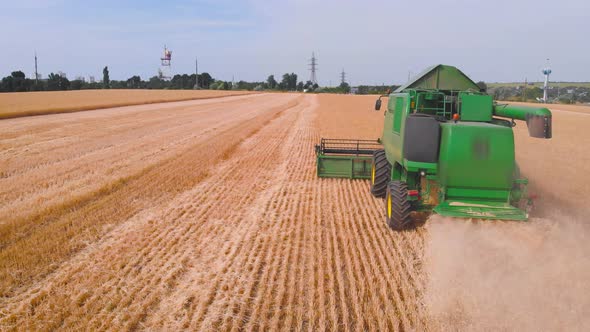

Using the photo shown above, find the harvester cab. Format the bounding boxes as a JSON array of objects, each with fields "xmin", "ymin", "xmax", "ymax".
[{"xmin": 315, "ymin": 64, "xmax": 552, "ymax": 231}]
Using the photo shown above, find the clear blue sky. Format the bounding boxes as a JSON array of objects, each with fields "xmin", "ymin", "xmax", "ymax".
[{"xmin": 1, "ymin": 0, "xmax": 588, "ymax": 86}]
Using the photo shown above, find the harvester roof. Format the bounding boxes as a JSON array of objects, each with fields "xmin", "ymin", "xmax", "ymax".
[{"xmin": 395, "ymin": 64, "xmax": 480, "ymax": 92}]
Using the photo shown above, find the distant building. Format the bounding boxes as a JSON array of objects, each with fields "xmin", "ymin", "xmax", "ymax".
[{"xmin": 350, "ymin": 86, "xmax": 359, "ymax": 94}]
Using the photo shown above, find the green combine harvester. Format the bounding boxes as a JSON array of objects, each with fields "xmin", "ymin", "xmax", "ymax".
[{"xmin": 315, "ymin": 64, "xmax": 552, "ymax": 230}]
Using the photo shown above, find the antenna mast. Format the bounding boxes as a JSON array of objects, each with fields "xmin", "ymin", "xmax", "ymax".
[{"xmin": 159, "ymin": 45, "xmax": 172, "ymax": 80}]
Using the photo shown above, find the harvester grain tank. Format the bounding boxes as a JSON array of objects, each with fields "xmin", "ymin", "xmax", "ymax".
[{"xmin": 315, "ymin": 64, "xmax": 552, "ymax": 230}]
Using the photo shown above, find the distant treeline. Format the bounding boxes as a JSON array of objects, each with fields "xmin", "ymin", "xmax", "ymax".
[
  {"xmin": 488, "ymin": 84, "xmax": 590, "ymax": 104},
  {"xmin": 1, "ymin": 67, "xmax": 399, "ymax": 95}
]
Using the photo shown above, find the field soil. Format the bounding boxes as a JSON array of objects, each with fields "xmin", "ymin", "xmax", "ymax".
[
  {"xmin": 0, "ymin": 89, "xmax": 254, "ymax": 119},
  {"xmin": 0, "ymin": 93, "xmax": 588, "ymax": 330}
]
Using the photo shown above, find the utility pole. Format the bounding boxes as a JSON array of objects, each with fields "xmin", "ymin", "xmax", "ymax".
[
  {"xmin": 309, "ymin": 52, "xmax": 318, "ymax": 85},
  {"xmin": 340, "ymin": 68, "xmax": 346, "ymax": 84},
  {"xmin": 195, "ymin": 57, "xmax": 199, "ymax": 89},
  {"xmin": 34, "ymin": 51, "xmax": 39, "ymax": 84},
  {"xmin": 522, "ymin": 77, "xmax": 527, "ymax": 102}
]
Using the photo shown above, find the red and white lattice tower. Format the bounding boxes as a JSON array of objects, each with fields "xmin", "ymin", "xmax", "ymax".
[{"xmin": 158, "ymin": 45, "xmax": 172, "ymax": 80}]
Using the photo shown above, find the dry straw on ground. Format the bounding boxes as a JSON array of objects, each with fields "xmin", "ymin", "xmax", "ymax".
[{"xmin": 0, "ymin": 92, "xmax": 588, "ymax": 330}]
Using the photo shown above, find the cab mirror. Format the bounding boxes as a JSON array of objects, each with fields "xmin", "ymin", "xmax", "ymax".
[{"xmin": 375, "ymin": 99, "xmax": 382, "ymax": 111}]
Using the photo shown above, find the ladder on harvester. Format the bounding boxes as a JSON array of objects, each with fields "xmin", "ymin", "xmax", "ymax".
[{"xmin": 315, "ymin": 138, "xmax": 382, "ymax": 179}]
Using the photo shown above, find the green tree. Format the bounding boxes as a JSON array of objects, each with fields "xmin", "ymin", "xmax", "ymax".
[
  {"xmin": 148, "ymin": 76, "xmax": 165, "ymax": 89},
  {"xmin": 289, "ymin": 73, "xmax": 297, "ymax": 90},
  {"xmin": 267, "ymin": 75, "xmax": 277, "ymax": 89},
  {"xmin": 70, "ymin": 79, "xmax": 85, "ymax": 90},
  {"xmin": 476, "ymin": 81, "xmax": 487, "ymax": 92},
  {"xmin": 103, "ymin": 66, "xmax": 110, "ymax": 89},
  {"xmin": 11, "ymin": 71, "xmax": 25, "ymax": 79},
  {"xmin": 339, "ymin": 82, "xmax": 351, "ymax": 94},
  {"xmin": 47, "ymin": 73, "xmax": 70, "ymax": 91},
  {"xmin": 280, "ymin": 73, "xmax": 298, "ymax": 91},
  {"xmin": 126, "ymin": 75, "xmax": 142, "ymax": 89},
  {"xmin": 199, "ymin": 72, "xmax": 213, "ymax": 89}
]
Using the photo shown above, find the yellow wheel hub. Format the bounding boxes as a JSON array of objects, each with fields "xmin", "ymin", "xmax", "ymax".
[
  {"xmin": 371, "ymin": 164, "xmax": 376, "ymax": 184},
  {"xmin": 387, "ymin": 193, "xmax": 392, "ymax": 218}
]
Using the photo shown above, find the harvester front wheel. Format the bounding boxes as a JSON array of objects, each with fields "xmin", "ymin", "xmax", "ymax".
[
  {"xmin": 370, "ymin": 150, "xmax": 391, "ymax": 198},
  {"xmin": 385, "ymin": 181, "xmax": 413, "ymax": 231}
]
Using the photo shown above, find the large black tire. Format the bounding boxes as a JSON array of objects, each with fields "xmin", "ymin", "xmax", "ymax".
[
  {"xmin": 370, "ymin": 150, "xmax": 391, "ymax": 198},
  {"xmin": 385, "ymin": 181, "xmax": 413, "ymax": 231}
]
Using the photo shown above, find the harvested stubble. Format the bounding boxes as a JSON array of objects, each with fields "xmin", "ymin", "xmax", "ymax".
[
  {"xmin": 1, "ymin": 92, "xmax": 588, "ymax": 331},
  {"xmin": 0, "ymin": 93, "xmax": 427, "ymax": 331}
]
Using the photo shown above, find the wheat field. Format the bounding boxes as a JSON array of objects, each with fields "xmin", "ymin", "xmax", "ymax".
[
  {"xmin": 0, "ymin": 89, "xmax": 254, "ymax": 119},
  {"xmin": 1, "ymin": 93, "xmax": 589, "ymax": 331}
]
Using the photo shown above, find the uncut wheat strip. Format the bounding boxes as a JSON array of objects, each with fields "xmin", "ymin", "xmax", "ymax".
[
  {"xmin": 0, "ymin": 105, "xmax": 219, "ymax": 177},
  {"xmin": 0, "ymin": 93, "xmax": 262, "ymax": 137},
  {"xmin": 0, "ymin": 94, "xmax": 278, "ymax": 171},
  {"xmin": 0, "ymin": 96, "xmax": 300, "ymax": 320},
  {"xmin": 0, "ymin": 91, "xmax": 258, "ymax": 120},
  {"xmin": 0, "ymin": 94, "xmax": 254, "ymax": 167}
]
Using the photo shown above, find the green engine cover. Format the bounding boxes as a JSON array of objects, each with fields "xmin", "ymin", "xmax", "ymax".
[{"xmin": 438, "ymin": 122, "xmax": 515, "ymax": 200}]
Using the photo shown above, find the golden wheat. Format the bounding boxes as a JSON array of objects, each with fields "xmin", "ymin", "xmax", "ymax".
[{"xmin": 0, "ymin": 89, "xmax": 255, "ymax": 119}]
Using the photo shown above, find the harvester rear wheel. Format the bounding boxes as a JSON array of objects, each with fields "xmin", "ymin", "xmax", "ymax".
[
  {"xmin": 385, "ymin": 181, "xmax": 413, "ymax": 231},
  {"xmin": 370, "ymin": 150, "xmax": 391, "ymax": 198}
]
